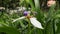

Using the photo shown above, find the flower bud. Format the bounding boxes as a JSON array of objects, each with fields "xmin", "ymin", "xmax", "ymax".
[{"xmin": 23, "ymin": 11, "xmax": 28, "ymax": 16}]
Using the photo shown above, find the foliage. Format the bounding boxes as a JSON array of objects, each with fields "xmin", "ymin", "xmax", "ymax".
[{"xmin": 0, "ymin": 0, "xmax": 60, "ymax": 34}]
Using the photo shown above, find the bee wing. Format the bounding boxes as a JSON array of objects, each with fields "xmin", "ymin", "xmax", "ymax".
[
  {"xmin": 30, "ymin": 17, "xmax": 44, "ymax": 29},
  {"xmin": 13, "ymin": 16, "xmax": 25, "ymax": 22}
]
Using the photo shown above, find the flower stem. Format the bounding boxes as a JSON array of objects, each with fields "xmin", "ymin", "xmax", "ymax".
[{"xmin": 27, "ymin": 19, "xmax": 31, "ymax": 34}]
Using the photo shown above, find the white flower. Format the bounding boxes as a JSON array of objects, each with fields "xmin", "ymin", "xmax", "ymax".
[
  {"xmin": 12, "ymin": 17, "xmax": 44, "ymax": 29},
  {"xmin": 16, "ymin": 7, "xmax": 26, "ymax": 11},
  {"xmin": 13, "ymin": 16, "xmax": 25, "ymax": 22},
  {"xmin": 0, "ymin": 7, "xmax": 5, "ymax": 10},
  {"xmin": 30, "ymin": 17, "xmax": 44, "ymax": 29}
]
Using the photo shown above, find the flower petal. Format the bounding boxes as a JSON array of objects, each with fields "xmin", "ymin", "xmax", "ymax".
[
  {"xmin": 30, "ymin": 17, "xmax": 44, "ymax": 29},
  {"xmin": 13, "ymin": 16, "xmax": 25, "ymax": 22}
]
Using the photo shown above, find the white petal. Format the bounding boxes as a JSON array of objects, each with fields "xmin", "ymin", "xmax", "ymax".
[
  {"xmin": 22, "ymin": 7, "xmax": 26, "ymax": 10},
  {"xmin": 30, "ymin": 17, "xmax": 44, "ymax": 29},
  {"xmin": 0, "ymin": 7, "xmax": 5, "ymax": 10},
  {"xmin": 13, "ymin": 16, "xmax": 25, "ymax": 22}
]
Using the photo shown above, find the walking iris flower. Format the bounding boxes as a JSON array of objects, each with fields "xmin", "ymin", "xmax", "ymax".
[{"xmin": 13, "ymin": 11, "xmax": 44, "ymax": 29}]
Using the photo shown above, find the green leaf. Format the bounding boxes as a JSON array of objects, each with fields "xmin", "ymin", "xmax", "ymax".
[{"xmin": 0, "ymin": 24, "xmax": 20, "ymax": 34}]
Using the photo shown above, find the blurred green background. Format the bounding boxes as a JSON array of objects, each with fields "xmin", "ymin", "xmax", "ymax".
[{"xmin": 0, "ymin": 0, "xmax": 60, "ymax": 34}]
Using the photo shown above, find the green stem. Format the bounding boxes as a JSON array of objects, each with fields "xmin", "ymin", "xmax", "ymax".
[
  {"xmin": 27, "ymin": 19, "xmax": 31, "ymax": 34},
  {"xmin": 53, "ymin": 19, "xmax": 55, "ymax": 34}
]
